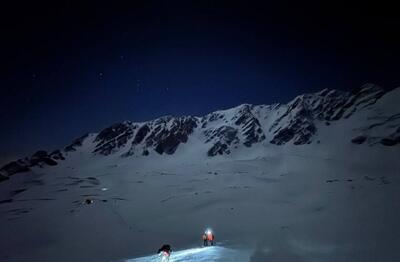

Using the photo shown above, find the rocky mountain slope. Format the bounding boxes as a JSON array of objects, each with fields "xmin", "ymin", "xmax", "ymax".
[{"xmin": 1, "ymin": 83, "xmax": 399, "ymax": 181}]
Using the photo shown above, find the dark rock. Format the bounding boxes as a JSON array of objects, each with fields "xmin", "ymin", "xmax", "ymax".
[
  {"xmin": 364, "ymin": 176, "xmax": 375, "ymax": 181},
  {"xmin": 207, "ymin": 142, "xmax": 228, "ymax": 156},
  {"xmin": 326, "ymin": 179, "xmax": 340, "ymax": 183},
  {"xmin": 0, "ymin": 161, "xmax": 30, "ymax": 176},
  {"xmin": 0, "ymin": 199, "xmax": 13, "ymax": 204},
  {"xmin": 205, "ymin": 126, "xmax": 238, "ymax": 145},
  {"xmin": 94, "ymin": 123, "xmax": 136, "ymax": 155},
  {"xmin": 30, "ymin": 151, "xmax": 58, "ymax": 166},
  {"xmin": 155, "ymin": 134, "xmax": 181, "ymax": 154},
  {"xmin": 0, "ymin": 174, "xmax": 9, "ymax": 182},
  {"xmin": 95, "ymin": 123, "xmax": 129, "ymax": 142},
  {"xmin": 351, "ymin": 135, "xmax": 367, "ymax": 144},
  {"xmin": 133, "ymin": 125, "xmax": 150, "ymax": 145},
  {"xmin": 150, "ymin": 117, "xmax": 198, "ymax": 155},
  {"xmin": 270, "ymin": 128, "xmax": 295, "ymax": 145},
  {"xmin": 232, "ymin": 105, "xmax": 266, "ymax": 147},
  {"xmin": 380, "ymin": 176, "xmax": 390, "ymax": 184},
  {"xmin": 11, "ymin": 188, "xmax": 27, "ymax": 196},
  {"xmin": 50, "ymin": 150, "xmax": 65, "ymax": 160},
  {"xmin": 267, "ymin": 84, "xmax": 388, "ymax": 145},
  {"xmin": 65, "ymin": 134, "xmax": 89, "ymax": 152},
  {"xmin": 380, "ymin": 138, "xmax": 397, "ymax": 146},
  {"xmin": 32, "ymin": 150, "xmax": 48, "ymax": 159}
]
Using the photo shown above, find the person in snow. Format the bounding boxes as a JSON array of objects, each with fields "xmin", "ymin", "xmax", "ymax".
[
  {"xmin": 203, "ymin": 232, "xmax": 208, "ymax": 246},
  {"xmin": 157, "ymin": 244, "xmax": 172, "ymax": 260},
  {"xmin": 203, "ymin": 230, "xmax": 215, "ymax": 246},
  {"xmin": 207, "ymin": 230, "xmax": 215, "ymax": 246},
  {"xmin": 84, "ymin": 198, "xmax": 94, "ymax": 205}
]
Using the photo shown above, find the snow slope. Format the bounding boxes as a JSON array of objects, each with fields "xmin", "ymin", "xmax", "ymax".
[
  {"xmin": 126, "ymin": 246, "xmax": 252, "ymax": 262},
  {"xmin": 0, "ymin": 85, "xmax": 399, "ymax": 262}
]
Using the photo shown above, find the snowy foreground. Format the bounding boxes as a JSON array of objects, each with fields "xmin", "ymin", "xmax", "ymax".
[
  {"xmin": 1, "ymin": 144, "xmax": 400, "ymax": 262},
  {"xmin": 0, "ymin": 86, "xmax": 399, "ymax": 262},
  {"xmin": 125, "ymin": 246, "xmax": 251, "ymax": 262}
]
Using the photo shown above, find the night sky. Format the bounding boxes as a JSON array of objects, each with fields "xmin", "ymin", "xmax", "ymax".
[{"xmin": 1, "ymin": 1, "xmax": 399, "ymax": 163}]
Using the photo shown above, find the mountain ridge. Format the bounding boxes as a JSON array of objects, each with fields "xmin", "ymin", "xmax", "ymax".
[{"xmin": 1, "ymin": 83, "xmax": 399, "ymax": 181}]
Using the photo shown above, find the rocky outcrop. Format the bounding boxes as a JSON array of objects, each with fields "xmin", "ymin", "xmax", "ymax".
[
  {"xmin": 0, "ymin": 173, "xmax": 8, "ymax": 181},
  {"xmin": 30, "ymin": 150, "xmax": 58, "ymax": 166},
  {"xmin": 206, "ymin": 126, "xmax": 238, "ymax": 156},
  {"xmin": 93, "ymin": 122, "xmax": 137, "ymax": 155},
  {"xmin": 0, "ymin": 160, "xmax": 30, "ymax": 177},
  {"xmin": 270, "ymin": 96, "xmax": 316, "ymax": 145},
  {"xmin": 148, "ymin": 117, "xmax": 198, "ymax": 155},
  {"xmin": 65, "ymin": 134, "xmax": 89, "ymax": 152},
  {"xmin": 0, "ymin": 150, "xmax": 60, "ymax": 180},
  {"xmin": 201, "ymin": 112, "xmax": 225, "ymax": 128},
  {"xmin": 351, "ymin": 135, "xmax": 367, "ymax": 144},
  {"xmin": 208, "ymin": 141, "xmax": 229, "ymax": 156},
  {"xmin": 380, "ymin": 138, "xmax": 398, "ymax": 146},
  {"xmin": 1, "ymin": 84, "xmax": 397, "ymax": 182},
  {"xmin": 50, "ymin": 150, "xmax": 65, "ymax": 160},
  {"xmin": 133, "ymin": 125, "xmax": 150, "ymax": 145},
  {"xmin": 380, "ymin": 127, "xmax": 400, "ymax": 146},
  {"xmin": 122, "ymin": 116, "xmax": 199, "ymax": 156},
  {"xmin": 269, "ymin": 84, "xmax": 388, "ymax": 145},
  {"xmin": 233, "ymin": 105, "xmax": 266, "ymax": 147}
]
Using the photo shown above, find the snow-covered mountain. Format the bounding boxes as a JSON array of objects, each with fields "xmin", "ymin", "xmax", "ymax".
[
  {"xmin": 1, "ymin": 83, "xmax": 399, "ymax": 180},
  {"xmin": 1, "ymin": 84, "xmax": 400, "ymax": 262}
]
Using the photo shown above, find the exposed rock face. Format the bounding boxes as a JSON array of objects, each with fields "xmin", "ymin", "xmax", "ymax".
[
  {"xmin": 0, "ymin": 161, "xmax": 30, "ymax": 177},
  {"xmin": 50, "ymin": 150, "xmax": 65, "ymax": 160},
  {"xmin": 351, "ymin": 136, "xmax": 367, "ymax": 144},
  {"xmin": 269, "ymin": 84, "xmax": 388, "ymax": 145},
  {"xmin": 381, "ymin": 127, "xmax": 400, "ymax": 146},
  {"xmin": 201, "ymin": 112, "xmax": 224, "ymax": 128},
  {"xmin": 232, "ymin": 105, "xmax": 266, "ymax": 147},
  {"xmin": 208, "ymin": 141, "xmax": 229, "ymax": 156},
  {"xmin": 0, "ymin": 150, "xmax": 61, "ymax": 179},
  {"xmin": 1, "ymin": 84, "xmax": 398, "ymax": 182},
  {"xmin": 206, "ymin": 126, "xmax": 238, "ymax": 156},
  {"xmin": 30, "ymin": 151, "xmax": 58, "ymax": 166},
  {"xmin": 84, "ymin": 84, "xmax": 395, "ymax": 154},
  {"xmin": 93, "ymin": 122, "xmax": 137, "ymax": 155},
  {"xmin": 133, "ymin": 125, "xmax": 150, "ymax": 145},
  {"xmin": 65, "ymin": 134, "xmax": 89, "ymax": 152},
  {"xmin": 380, "ymin": 138, "xmax": 397, "ymax": 146},
  {"xmin": 270, "ymin": 96, "xmax": 316, "ymax": 145},
  {"xmin": 0, "ymin": 173, "xmax": 8, "ymax": 181},
  {"xmin": 148, "ymin": 117, "xmax": 198, "ymax": 155},
  {"xmin": 122, "ymin": 116, "xmax": 199, "ymax": 156}
]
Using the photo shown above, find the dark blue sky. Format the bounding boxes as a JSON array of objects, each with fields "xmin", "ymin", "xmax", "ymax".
[{"xmin": 1, "ymin": 1, "xmax": 399, "ymax": 163}]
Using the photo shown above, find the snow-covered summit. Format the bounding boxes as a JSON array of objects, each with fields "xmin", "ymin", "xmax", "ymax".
[{"xmin": 1, "ymin": 84, "xmax": 399, "ymax": 180}]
